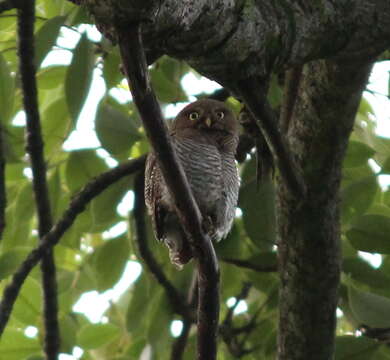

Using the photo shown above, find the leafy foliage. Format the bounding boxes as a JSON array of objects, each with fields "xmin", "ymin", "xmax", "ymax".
[{"xmin": 0, "ymin": 1, "xmax": 390, "ymax": 359}]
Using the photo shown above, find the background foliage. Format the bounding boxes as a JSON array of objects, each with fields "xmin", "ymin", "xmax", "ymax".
[{"xmin": 1, "ymin": 1, "xmax": 390, "ymax": 359}]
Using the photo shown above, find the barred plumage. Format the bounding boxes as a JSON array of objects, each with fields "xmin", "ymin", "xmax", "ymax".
[{"xmin": 145, "ymin": 99, "xmax": 239, "ymax": 268}]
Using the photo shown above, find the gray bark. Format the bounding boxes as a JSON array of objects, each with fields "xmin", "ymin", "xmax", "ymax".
[{"xmin": 86, "ymin": 1, "xmax": 389, "ymax": 84}]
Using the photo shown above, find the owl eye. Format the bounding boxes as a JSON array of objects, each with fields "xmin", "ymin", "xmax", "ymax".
[
  {"xmin": 189, "ymin": 112, "xmax": 199, "ymax": 121},
  {"xmin": 216, "ymin": 111, "xmax": 225, "ymax": 119}
]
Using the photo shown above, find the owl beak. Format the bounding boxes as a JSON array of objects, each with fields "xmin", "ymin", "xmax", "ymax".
[{"xmin": 205, "ymin": 117, "xmax": 212, "ymax": 127}]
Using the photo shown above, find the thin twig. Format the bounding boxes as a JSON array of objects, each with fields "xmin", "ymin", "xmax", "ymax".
[
  {"xmin": 17, "ymin": 2, "xmax": 59, "ymax": 357},
  {"xmin": 116, "ymin": 23, "xmax": 220, "ymax": 360},
  {"xmin": 133, "ymin": 172, "xmax": 193, "ymax": 320},
  {"xmin": 170, "ymin": 270, "xmax": 199, "ymax": 360},
  {"xmin": 171, "ymin": 319, "xmax": 192, "ymax": 360},
  {"xmin": 235, "ymin": 77, "xmax": 306, "ymax": 198},
  {"xmin": 0, "ymin": 155, "xmax": 146, "ymax": 337},
  {"xmin": 221, "ymin": 257, "xmax": 277, "ymax": 272}
]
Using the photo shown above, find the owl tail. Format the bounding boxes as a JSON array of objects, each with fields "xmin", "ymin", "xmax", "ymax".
[{"xmin": 163, "ymin": 214, "xmax": 193, "ymax": 269}]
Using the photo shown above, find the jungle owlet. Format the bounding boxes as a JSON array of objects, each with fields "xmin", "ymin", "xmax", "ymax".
[{"xmin": 144, "ymin": 99, "xmax": 240, "ymax": 267}]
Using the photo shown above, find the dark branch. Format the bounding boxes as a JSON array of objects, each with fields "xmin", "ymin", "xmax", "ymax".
[
  {"xmin": 171, "ymin": 319, "xmax": 192, "ymax": 360},
  {"xmin": 170, "ymin": 270, "xmax": 198, "ymax": 360},
  {"xmin": 221, "ymin": 258, "xmax": 277, "ymax": 272},
  {"xmin": 0, "ymin": 0, "xmax": 19, "ymax": 13},
  {"xmin": 207, "ymin": 88, "xmax": 230, "ymax": 102},
  {"xmin": 223, "ymin": 282, "xmax": 252, "ymax": 326},
  {"xmin": 116, "ymin": 23, "xmax": 220, "ymax": 360},
  {"xmin": 234, "ymin": 77, "xmax": 306, "ymax": 198},
  {"xmin": 0, "ymin": 155, "xmax": 146, "ymax": 337},
  {"xmin": 17, "ymin": 2, "xmax": 59, "ymax": 357},
  {"xmin": 239, "ymin": 106, "xmax": 274, "ymax": 182},
  {"xmin": 133, "ymin": 172, "xmax": 194, "ymax": 321}
]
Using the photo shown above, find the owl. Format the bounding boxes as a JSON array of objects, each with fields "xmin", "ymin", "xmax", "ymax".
[{"xmin": 144, "ymin": 99, "xmax": 240, "ymax": 268}]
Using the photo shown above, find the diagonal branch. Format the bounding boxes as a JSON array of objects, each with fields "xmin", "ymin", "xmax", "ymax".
[
  {"xmin": 234, "ymin": 77, "xmax": 306, "ymax": 198},
  {"xmin": 221, "ymin": 258, "xmax": 277, "ymax": 272},
  {"xmin": 133, "ymin": 172, "xmax": 193, "ymax": 321},
  {"xmin": 17, "ymin": 2, "xmax": 59, "ymax": 357},
  {"xmin": 0, "ymin": 155, "xmax": 146, "ymax": 337},
  {"xmin": 116, "ymin": 23, "xmax": 220, "ymax": 360}
]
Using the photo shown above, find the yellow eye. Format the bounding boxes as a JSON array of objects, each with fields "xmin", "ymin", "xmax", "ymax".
[
  {"xmin": 189, "ymin": 112, "xmax": 199, "ymax": 121},
  {"xmin": 216, "ymin": 111, "xmax": 224, "ymax": 119}
]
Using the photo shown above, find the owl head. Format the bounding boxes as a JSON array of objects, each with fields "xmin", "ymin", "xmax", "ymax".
[{"xmin": 170, "ymin": 99, "xmax": 238, "ymax": 149}]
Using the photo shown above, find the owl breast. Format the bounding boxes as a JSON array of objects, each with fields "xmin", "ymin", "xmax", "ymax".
[
  {"xmin": 159, "ymin": 137, "xmax": 239, "ymax": 241},
  {"xmin": 144, "ymin": 130, "xmax": 239, "ymax": 267}
]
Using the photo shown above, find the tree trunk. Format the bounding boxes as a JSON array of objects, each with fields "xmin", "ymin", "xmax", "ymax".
[{"xmin": 277, "ymin": 59, "xmax": 372, "ymax": 360}]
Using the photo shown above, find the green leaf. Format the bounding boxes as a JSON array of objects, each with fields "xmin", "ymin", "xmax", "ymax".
[
  {"xmin": 335, "ymin": 336, "xmax": 380, "ymax": 360},
  {"xmin": 65, "ymin": 149, "xmax": 108, "ymax": 192},
  {"xmin": 65, "ymin": 33, "xmax": 95, "ymax": 124},
  {"xmin": 102, "ymin": 49, "xmax": 122, "ymax": 89},
  {"xmin": 90, "ymin": 177, "xmax": 129, "ymax": 231},
  {"xmin": 41, "ymin": 98, "xmax": 71, "ymax": 155},
  {"xmin": 127, "ymin": 274, "xmax": 154, "ymax": 333},
  {"xmin": 3, "ymin": 125, "xmax": 25, "ymax": 163},
  {"xmin": 216, "ymin": 223, "xmax": 242, "ymax": 258},
  {"xmin": 0, "ymin": 53, "xmax": 15, "ymax": 124},
  {"xmin": 150, "ymin": 56, "xmax": 188, "ymax": 103},
  {"xmin": 346, "ymin": 215, "xmax": 390, "ymax": 254},
  {"xmin": 0, "ymin": 329, "xmax": 41, "ymax": 360},
  {"xmin": 381, "ymin": 156, "xmax": 390, "ymax": 174},
  {"xmin": 94, "ymin": 235, "xmax": 130, "ymax": 291},
  {"xmin": 0, "ymin": 248, "xmax": 30, "ymax": 281},
  {"xmin": 239, "ymin": 160, "xmax": 276, "ymax": 247},
  {"xmin": 12, "ymin": 277, "xmax": 42, "ymax": 325},
  {"xmin": 14, "ymin": 181, "xmax": 35, "ymax": 223},
  {"xmin": 349, "ymin": 285, "xmax": 390, "ymax": 328},
  {"xmin": 78, "ymin": 323, "xmax": 120, "ymax": 350},
  {"xmin": 343, "ymin": 257, "xmax": 390, "ymax": 289},
  {"xmin": 341, "ymin": 176, "xmax": 378, "ymax": 223},
  {"xmin": 34, "ymin": 16, "xmax": 66, "ymax": 69},
  {"xmin": 147, "ymin": 289, "xmax": 172, "ymax": 348},
  {"xmin": 344, "ymin": 141, "xmax": 375, "ymax": 168},
  {"xmin": 37, "ymin": 66, "xmax": 67, "ymax": 90},
  {"xmin": 95, "ymin": 102, "xmax": 140, "ymax": 156},
  {"xmin": 59, "ymin": 315, "xmax": 78, "ymax": 354}
]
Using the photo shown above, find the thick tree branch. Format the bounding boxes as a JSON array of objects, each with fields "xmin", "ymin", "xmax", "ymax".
[
  {"xmin": 133, "ymin": 172, "xmax": 193, "ymax": 321},
  {"xmin": 17, "ymin": 2, "xmax": 59, "ymax": 357},
  {"xmin": 116, "ymin": 23, "xmax": 219, "ymax": 360},
  {"xmin": 75, "ymin": 1, "xmax": 390, "ymax": 84},
  {"xmin": 277, "ymin": 59, "xmax": 373, "ymax": 360},
  {"xmin": 0, "ymin": 156, "xmax": 146, "ymax": 337}
]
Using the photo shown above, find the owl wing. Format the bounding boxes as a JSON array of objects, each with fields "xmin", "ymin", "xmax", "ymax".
[
  {"xmin": 214, "ymin": 151, "xmax": 240, "ymax": 240},
  {"xmin": 144, "ymin": 152, "xmax": 167, "ymax": 241}
]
